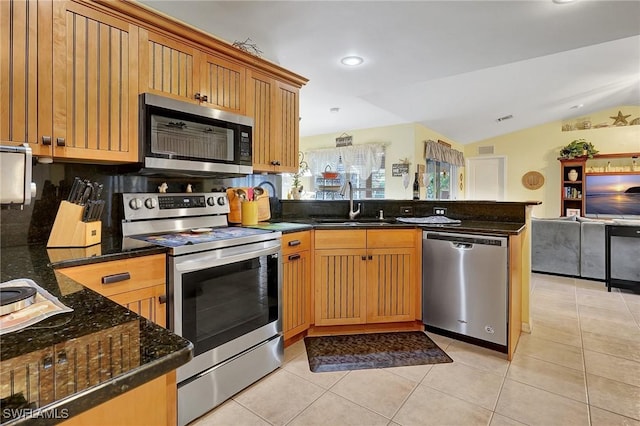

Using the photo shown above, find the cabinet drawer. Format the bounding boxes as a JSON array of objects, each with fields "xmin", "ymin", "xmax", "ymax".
[
  {"xmin": 367, "ymin": 229, "xmax": 415, "ymax": 248},
  {"xmin": 282, "ymin": 231, "xmax": 311, "ymax": 255},
  {"xmin": 57, "ymin": 254, "xmax": 166, "ymax": 297},
  {"xmin": 315, "ymin": 230, "xmax": 366, "ymax": 249}
]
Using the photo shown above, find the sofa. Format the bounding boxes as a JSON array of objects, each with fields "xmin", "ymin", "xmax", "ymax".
[{"xmin": 531, "ymin": 216, "xmax": 640, "ymax": 282}]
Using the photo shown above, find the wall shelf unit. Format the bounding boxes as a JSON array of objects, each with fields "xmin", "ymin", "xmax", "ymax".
[{"xmin": 559, "ymin": 152, "xmax": 640, "ymax": 217}]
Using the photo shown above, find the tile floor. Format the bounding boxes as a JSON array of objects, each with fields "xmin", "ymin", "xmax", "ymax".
[{"xmin": 193, "ymin": 273, "xmax": 640, "ymax": 426}]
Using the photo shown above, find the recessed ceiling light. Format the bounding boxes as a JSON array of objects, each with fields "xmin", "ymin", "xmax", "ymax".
[
  {"xmin": 340, "ymin": 56, "xmax": 364, "ymax": 66},
  {"xmin": 570, "ymin": 104, "xmax": 584, "ymax": 109},
  {"xmin": 330, "ymin": 107, "xmax": 340, "ymax": 113},
  {"xmin": 552, "ymin": 0, "xmax": 577, "ymax": 4},
  {"xmin": 496, "ymin": 114, "xmax": 513, "ymax": 123}
]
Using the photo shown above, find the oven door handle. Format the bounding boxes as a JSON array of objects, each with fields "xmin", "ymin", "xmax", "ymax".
[{"xmin": 174, "ymin": 245, "xmax": 280, "ymax": 273}]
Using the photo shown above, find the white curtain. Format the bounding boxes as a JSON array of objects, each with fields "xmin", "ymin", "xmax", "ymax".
[{"xmin": 305, "ymin": 143, "xmax": 385, "ymax": 180}]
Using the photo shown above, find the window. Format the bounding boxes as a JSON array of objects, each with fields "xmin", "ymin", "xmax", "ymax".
[
  {"xmin": 303, "ymin": 143, "xmax": 386, "ymax": 200},
  {"xmin": 425, "ymin": 159, "xmax": 459, "ymax": 200}
]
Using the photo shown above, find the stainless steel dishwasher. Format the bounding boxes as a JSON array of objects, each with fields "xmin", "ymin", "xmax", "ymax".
[{"xmin": 422, "ymin": 231, "xmax": 508, "ymax": 351}]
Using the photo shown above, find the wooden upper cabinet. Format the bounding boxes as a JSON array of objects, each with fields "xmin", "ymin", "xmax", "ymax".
[
  {"xmin": 274, "ymin": 80, "xmax": 300, "ymax": 173},
  {"xmin": 51, "ymin": 1, "xmax": 139, "ymax": 162},
  {"xmin": 248, "ymin": 69, "xmax": 300, "ymax": 173},
  {"xmin": 199, "ymin": 53, "xmax": 245, "ymax": 114},
  {"xmin": 139, "ymin": 29, "xmax": 198, "ymax": 102},
  {"xmin": 140, "ymin": 29, "xmax": 246, "ymax": 114},
  {"xmin": 1, "ymin": 0, "xmax": 53, "ymax": 156}
]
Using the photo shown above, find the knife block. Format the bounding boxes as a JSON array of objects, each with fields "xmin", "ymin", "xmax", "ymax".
[{"xmin": 47, "ymin": 201, "xmax": 102, "ymax": 248}]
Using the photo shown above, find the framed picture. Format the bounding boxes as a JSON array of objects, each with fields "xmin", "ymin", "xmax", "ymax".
[{"xmin": 566, "ymin": 208, "xmax": 581, "ymax": 217}]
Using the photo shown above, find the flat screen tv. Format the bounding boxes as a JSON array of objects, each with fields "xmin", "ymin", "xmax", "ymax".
[{"xmin": 585, "ymin": 173, "xmax": 640, "ymax": 216}]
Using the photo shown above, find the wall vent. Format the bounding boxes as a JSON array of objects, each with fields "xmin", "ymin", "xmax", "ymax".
[
  {"xmin": 496, "ymin": 114, "xmax": 513, "ymax": 122},
  {"xmin": 478, "ymin": 145, "xmax": 494, "ymax": 155}
]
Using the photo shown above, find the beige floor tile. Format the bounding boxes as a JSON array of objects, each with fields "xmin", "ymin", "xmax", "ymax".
[
  {"xmin": 330, "ymin": 368, "xmax": 416, "ymax": 418},
  {"xmin": 577, "ymin": 291, "xmax": 627, "ymax": 311},
  {"xmin": 575, "ymin": 279, "xmax": 608, "ymax": 292},
  {"xmin": 282, "ymin": 350, "xmax": 348, "ymax": 389},
  {"xmin": 584, "ymin": 350, "xmax": 640, "ymax": 387},
  {"xmin": 590, "ymin": 406, "xmax": 640, "ymax": 426},
  {"xmin": 384, "ymin": 363, "xmax": 433, "ymax": 383},
  {"xmin": 532, "ymin": 274, "xmax": 576, "ymax": 287},
  {"xmin": 393, "ymin": 384, "xmax": 492, "ymax": 426},
  {"xmin": 531, "ymin": 315, "xmax": 581, "ymax": 335},
  {"xmin": 579, "ymin": 304, "xmax": 636, "ymax": 324},
  {"xmin": 489, "ymin": 413, "xmax": 527, "ymax": 426},
  {"xmin": 444, "ymin": 340, "xmax": 510, "ymax": 376},
  {"xmin": 514, "ymin": 333, "xmax": 584, "ymax": 371},
  {"xmin": 233, "ymin": 369, "xmax": 325, "ymax": 426},
  {"xmin": 284, "ymin": 339, "xmax": 306, "ymax": 363},
  {"xmin": 582, "ymin": 331, "xmax": 640, "ymax": 364},
  {"xmin": 506, "ymin": 353, "xmax": 587, "ymax": 403},
  {"xmin": 422, "ymin": 361, "xmax": 504, "ymax": 410},
  {"xmin": 425, "ymin": 332, "xmax": 454, "ymax": 349},
  {"xmin": 587, "ymin": 374, "xmax": 640, "ymax": 421},
  {"xmin": 288, "ymin": 391, "xmax": 389, "ymax": 426},
  {"xmin": 192, "ymin": 399, "xmax": 269, "ymax": 426},
  {"xmin": 533, "ymin": 279, "xmax": 577, "ymax": 295},
  {"xmin": 495, "ymin": 379, "xmax": 589, "ymax": 426},
  {"xmin": 580, "ymin": 317, "xmax": 640, "ymax": 342},
  {"xmin": 529, "ymin": 322, "xmax": 583, "ymax": 347}
]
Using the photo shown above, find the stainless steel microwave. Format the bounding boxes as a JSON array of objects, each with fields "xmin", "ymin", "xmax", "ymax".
[{"xmin": 139, "ymin": 93, "xmax": 253, "ymax": 175}]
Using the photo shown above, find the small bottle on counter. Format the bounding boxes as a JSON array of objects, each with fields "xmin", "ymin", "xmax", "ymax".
[{"xmin": 412, "ymin": 172, "xmax": 420, "ymax": 200}]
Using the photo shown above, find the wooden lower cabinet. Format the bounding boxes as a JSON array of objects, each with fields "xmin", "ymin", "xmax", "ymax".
[
  {"xmin": 61, "ymin": 371, "xmax": 176, "ymax": 426},
  {"xmin": 313, "ymin": 229, "xmax": 418, "ymax": 327},
  {"xmin": 282, "ymin": 231, "xmax": 312, "ymax": 340},
  {"xmin": 57, "ymin": 254, "xmax": 168, "ymax": 328}
]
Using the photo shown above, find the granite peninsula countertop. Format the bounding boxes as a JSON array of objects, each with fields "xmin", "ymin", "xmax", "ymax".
[{"xmin": 0, "ymin": 243, "xmax": 192, "ymax": 426}]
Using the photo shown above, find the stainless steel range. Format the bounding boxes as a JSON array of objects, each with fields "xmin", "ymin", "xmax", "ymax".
[{"xmin": 121, "ymin": 192, "xmax": 282, "ymax": 426}]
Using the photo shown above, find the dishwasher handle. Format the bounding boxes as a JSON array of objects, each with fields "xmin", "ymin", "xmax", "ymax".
[{"xmin": 424, "ymin": 231, "xmax": 507, "ymax": 248}]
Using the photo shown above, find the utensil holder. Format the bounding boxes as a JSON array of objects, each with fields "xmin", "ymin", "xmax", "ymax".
[
  {"xmin": 47, "ymin": 201, "xmax": 101, "ymax": 247},
  {"xmin": 241, "ymin": 201, "xmax": 258, "ymax": 226}
]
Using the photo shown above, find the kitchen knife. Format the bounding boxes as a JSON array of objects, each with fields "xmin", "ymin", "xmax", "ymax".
[
  {"xmin": 93, "ymin": 183, "xmax": 103, "ymax": 201},
  {"xmin": 68, "ymin": 177, "xmax": 81, "ymax": 203},
  {"xmin": 79, "ymin": 183, "xmax": 92, "ymax": 206}
]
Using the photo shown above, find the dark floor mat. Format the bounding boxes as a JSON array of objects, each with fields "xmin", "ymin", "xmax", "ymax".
[{"xmin": 304, "ymin": 331, "xmax": 453, "ymax": 373}]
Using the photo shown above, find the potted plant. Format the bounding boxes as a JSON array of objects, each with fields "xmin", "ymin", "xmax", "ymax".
[
  {"xmin": 290, "ymin": 152, "xmax": 309, "ymax": 199},
  {"xmin": 559, "ymin": 139, "xmax": 599, "ymax": 159}
]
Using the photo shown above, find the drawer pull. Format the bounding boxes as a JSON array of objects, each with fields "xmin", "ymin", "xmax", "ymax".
[
  {"xmin": 288, "ymin": 254, "xmax": 301, "ymax": 261},
  {"xmin": 288, "ymin": 240, "xmax": 301, "ymax": 247},
  {"xmin": 42, "ymin": 136, "xmax": 52, "ymax": 145},
  {"xmin": 101, "ymin": 272, "xmax": 131, "ymax": 284},
  {"xmin": 43, "ymin": 356, "xmax": 53, "ymax": 369},
  {"xmin": 159, "ymin": 294, "xmax": 167, "ymax": 304}
]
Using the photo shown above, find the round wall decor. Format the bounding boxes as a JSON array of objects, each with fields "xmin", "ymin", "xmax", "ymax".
[{"xmin": 522, "ymin": 171, "xmax": 545, "ymax": 190}]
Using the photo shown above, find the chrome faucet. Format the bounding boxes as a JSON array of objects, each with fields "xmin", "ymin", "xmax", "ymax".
[{"xmin": 348, "ymin": 181, "xmax": 361, "ymax": 220}]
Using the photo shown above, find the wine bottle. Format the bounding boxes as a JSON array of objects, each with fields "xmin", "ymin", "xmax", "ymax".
[{"xmin": 412, "ymin": 172, "xmax": 420, "ymax": 200}]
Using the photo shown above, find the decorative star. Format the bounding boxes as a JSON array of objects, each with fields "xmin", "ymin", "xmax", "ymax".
[{"xmin": 610, "ymin": 110, "xmax": 631, "ymax": 126}]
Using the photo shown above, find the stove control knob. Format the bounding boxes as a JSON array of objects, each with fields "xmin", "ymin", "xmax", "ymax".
[
  {"xmin": 144, "ymin": 198, "xmax": 157, "ymax": 209},
  {"xmin": 206, "ymin": 197, "xmax": 215, "ymax": 206},
  {"xmin": 216, "ymin": 196, "xmax": 226, "ymax": 206},
  {"xmin": 129, "ymin": 198, "xmax": 143, "ymax": 210}
]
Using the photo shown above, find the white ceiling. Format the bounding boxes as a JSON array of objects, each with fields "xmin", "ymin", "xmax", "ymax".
[{"xmin": 139, "ymin": 0, "xmax": 640, "ymax": 145}]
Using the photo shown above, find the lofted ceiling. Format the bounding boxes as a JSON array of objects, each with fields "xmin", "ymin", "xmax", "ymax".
[{"xmin": 138, "ymin": 0, "xmax": 640, "ymax": 145}]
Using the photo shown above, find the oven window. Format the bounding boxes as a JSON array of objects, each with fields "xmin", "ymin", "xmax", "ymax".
[
  {"xmin": 150, "ymin": 114, "xmax": 234, "ymax": 161},
  {"xmin": 181, "ymin": 254, "xmax": 278, "ymax": 356}
]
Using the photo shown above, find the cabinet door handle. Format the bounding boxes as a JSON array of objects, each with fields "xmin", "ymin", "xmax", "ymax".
[
  {"xmin": 288, "ymin": 240, "xmax": 301, "ymax": 247},
  {"xmin": 43, "ymin": 356, "xmax": 53, "ymax": 369},
  {"xmin": 159, "ymin": 294, "xmax": 167, "ymax": 304},
  {"xmin": 288, "ymin": 254, "xmax": 301, "ymax": 261},
  {"xmin": 368, "ymin": 255, "xmax": 373, "ymax": 260},
  {"xmin": 271, "ymin": 160, "xmax": 281, "ymax": 166},
  {"xmin": 56, "ymin": 137, "xmax": 65, "ymax": 146},
  {"xmin": 194, "ymin": 93, "xmax": 208, "ymax": 102},
  {"xmin": 101, "ymin": 272, "xmax": 131, "ymax": 284},
  {"xmin": 361, "ymin": 256, "xmax": 366, "ymax": 260},
  {"xmin": 57, "ymin": 351, "xmax": 67, "ymax": 364},
  {"xmin": 42, "ymin": 136, "xmax": 52, "ymax": 145}
]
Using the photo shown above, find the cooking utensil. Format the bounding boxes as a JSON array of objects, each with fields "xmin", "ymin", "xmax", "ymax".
[
  {"xmin": 0, "ymin": 286, "xmax": 37, "ymax": 316},
  {"xmin": 79, "ymin": 183, "xmax": 93, "ymax": 205},
  {"xmin": 253, "ymin": 187, "xmax": 265, "ymax": 198},
  {"xmin": 235, "ymin": 188, "xmax": 247, "ymax": 201}
]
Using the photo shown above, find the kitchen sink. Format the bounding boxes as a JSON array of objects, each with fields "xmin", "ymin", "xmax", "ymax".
[{"xmin": 313, "ymin": 218, "xmax": 396, "ymax": 226}]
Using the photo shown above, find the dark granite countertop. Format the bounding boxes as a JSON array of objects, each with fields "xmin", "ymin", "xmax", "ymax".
[{"xmin": 0, "ymin": 244, "xmax": 192, "ymax": 426}]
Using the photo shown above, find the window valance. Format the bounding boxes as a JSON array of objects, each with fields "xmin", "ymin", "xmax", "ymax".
[
  {"xmin": 305, "ymin": 143, "xmax": 385, "ymax": 181},
  {"xmin": 424, "ymin": 140, "xmax": 465, "ymax": 166}
]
